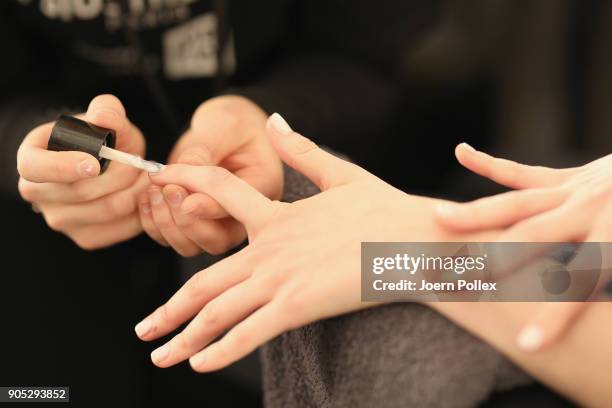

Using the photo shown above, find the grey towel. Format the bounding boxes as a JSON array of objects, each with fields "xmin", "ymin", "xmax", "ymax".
[{"xmin": 262, "ymin": 164, "xmax": 532, "ymax": 408}]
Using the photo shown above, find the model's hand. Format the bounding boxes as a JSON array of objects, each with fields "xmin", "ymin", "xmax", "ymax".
[
  {"xmin": 138, "ymin": 95, "xmax": 283, "ymax": 257},
  {"xmin": 435, "ymin": 143, "xmax": 611, "ymax": 241},
  {"xmin": 17, "ymin": 94, "xmax": 148, "ymax": 249},
  {"xmin": 514, "ymin": 200, "xmax": 612, "ymax": 353},
  {"xmin": 134, "ymin": 114, "xmax": 497, "ymax": 372},
  {"xmin": 434, "ymin": 143, "xmax": 612, "ymax": 351}
]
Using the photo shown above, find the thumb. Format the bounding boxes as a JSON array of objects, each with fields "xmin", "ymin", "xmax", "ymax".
[
  {"xmin": 177, "ymin": 146, "xmax": 211, "ymax": 166},
  {"xmin": 266, "ymin": 113, "xmax": 364, "ymax": 191},
  {"xmin": 86, "ymin": 94, "xmax": 145, "ymax": 156}
]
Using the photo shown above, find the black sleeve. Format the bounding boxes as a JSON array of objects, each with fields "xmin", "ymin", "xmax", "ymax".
[
  {"xmin": 0, "ymin": 4, "xmax": 68, "ymax": 200},
  {"xmin": 229, "ymin": 0, "xmax": 441, "ymax": 159}
]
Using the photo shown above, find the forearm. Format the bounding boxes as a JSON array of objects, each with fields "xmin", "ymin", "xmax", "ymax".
[{"xmin": 430, "ymin": 301, "xmax": 612, "ymax": 406}]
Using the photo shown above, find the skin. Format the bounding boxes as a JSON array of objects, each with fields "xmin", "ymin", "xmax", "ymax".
[
  {"xmin": 17, "ymin": 95, "xmax": 147, "ymax": 249},
  {"xmin": 434, "ymin": 144, "xmax": 612, "ymax": 351},
  {"xmin": 137, "ymin": 95, "xmax": 283, "ymax": 257},
  {"xmin": 16, "ymin": 94, "xmax": 283, "ymax": 252},
  {"xmin": 134, "ymin": 114, "xmax": 498, "ymax": 371},
  {"xmin": 137, "ymin": 115, "xmax": 612, "ymax": 406}
]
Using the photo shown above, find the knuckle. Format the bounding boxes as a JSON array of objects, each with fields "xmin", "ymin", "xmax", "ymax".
[
  {"xmin": 203, "ymin": 167, "xmax": 233, "ymax": 187},
  {"xmin": 156, "ymin": 303, "xmax": 171, "ymax": 326},
  {"xmin": 225, "ymin": 329, "xmax": 248, "ymax": 354},
  {"xmin": 188, "ymin": 271, "xmax": 209, "ymax": 299},
  {"xmin": 17, "ymin": 179, "xmax": 35, "ymax": 202},
  {"xmin": 73, "ymin": 235, "xmax": 99, "ymax": 250},
  {"xmin": 257, "ymin": 270, "xmax": 286, "ymax": 291},
  {"xmin": 175, "ymin": 331, "xmax": 193, "ymax": 351},
  {"xmin": 112, "ymin": 194, "xmax": 136, "ymax": 218},
  {"xmin": 45, "ymin": 213, "xmax": 67, "ymax": 232},
  {"xmin": 291, "ymin": 135, "xmax": 319, "ymax": 156},
  {"xmin": 192, "ymin": 102, "xmax": 241, "ymax": 135},
  {"xmin": 200, "ymin": 302, "xmax": 218, "ymax": 326},
  {"xmin": 72, "ymin": 183, "xmax": 97, "ymax": 202},
  {"xmin": 176, "ymin": 246, "xmax": 200, "ymax": 258}
]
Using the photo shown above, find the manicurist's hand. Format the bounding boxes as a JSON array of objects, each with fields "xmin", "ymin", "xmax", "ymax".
[
  {"xmin": 434, "ymin": 144, "xmax": 612, "ymax": 352},
  {"xmin": 137, "ymin": 95, "xmax": 283, "ymax": 257},
  {"xmin": 17, "ymin": 94, "xmax": 148, "ymax": 249},
  {"xmin": 134, "ymin": 114, "xmax": 498, "ymax": 372}
]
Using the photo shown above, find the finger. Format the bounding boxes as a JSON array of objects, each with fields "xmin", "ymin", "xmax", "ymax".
[
  {"xmin": 69, "ymin": 214, "xmax": 142, "ymax": 250},
  {"xmin": 149, "ymin": 185, "xmax": 200, "ymax": 257},
  {"xmin": 86, "ymin": 94, "xmax": 144, "ymax": 154},
  {"xmin": 516, "ymin": 303, "xmax": 586, "ymax": 352},
  {"xmin": 37, "ymin": 174, "xmax": 149, "ymax": 230},
  {"xmin": 150, "ymin": 165, "xmax": 274, "ymax": 231},
  {"xmin": 138, "ymin": 191, "xmax": 168, "ymax": 246},
  {"xmin": 164, "ymin": 184, "xmax": 244, "ymax": 253},
  {"xmin": 498, "ymin": 187, "xmax": 608, "ymax": 242},
  {"xmin": 189, "ymin": 302, "xmax": 292, "ymax": 372},
  {"xmin": 181, "ymin": 162, "xmax": 283, "ymax": 220},
  {"xmin": 174, "ymin": 100, "xmax": 255, "ymax": 165},
  {"xmin": 435, "ymin": 187, "xmax": 569, "ymax": 231},
  {"xmin": 135, "ymin": 249, "xmax": 252, "ymax": 341},
  {"xmin": 267, "ymin": 113, "xmax": 365, "ymax": 191},
  {"xmin": 587, "ymin": 199, "xmax": 612, "ymax": 242},
  {"xmin": 150, "ymin": 273, "xmax": 277, "ymax": 368},
  {"xmin": 455, "ymin": 143, "xmax": 579, "ymax": 189},
  {"xmin": 17, "ymin": 165, "xmax": 139, "ymax": 204},
  {"xmin": 182, "ymin": 218, "xmax": 246, "ymax": 256},
  {"xmin": 17, "ymin": 122, "xmax": 101, "ymax": 183}
]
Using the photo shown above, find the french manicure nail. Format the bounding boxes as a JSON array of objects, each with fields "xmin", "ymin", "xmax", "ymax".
[
  {"xmin": 151, "ymin": 344, "xmax": 170, "ymax": 364},
  {"xmin": 517, "ymin": 324, "xmax": 544, "ymax": 352},
  {"xmin": 268, "ymin": 113, "xmax": 293, "ymax": 135},
  {"xmin": 135, "ymin": 319, "xmax": 152, "ymax": 338},
  {"xmin": 78, "ymin": 159, "xmax": 97, "ymax": 177},
  {"xmin": 462, "ymin": 143, "xmax": 476, "ymax": 152},
  {"xmin": 190, "ymin": 350, "xmax": 206, "ymax": 368},
  {"xmin": 149, "ymin": 189, "xmax": 164, "ymax": 206}
]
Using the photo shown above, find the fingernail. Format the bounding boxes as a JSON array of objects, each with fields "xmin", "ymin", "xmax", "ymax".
[
  {"xmin": 78, "ymin": 159, "xmax": 97, "ymax": 177},
  {"xmin": 190, "ymin": 350, "xmax": 206, "ymax": 369},
  {"xmin": 462, "ymin": 143, "xmax": 476, "ymax": 152},
  {"xmin": 151, "ymin": 344, "xmax": 170, "ymax": 364},
  {"xmin": 517, "ymin": 324, "xmax": 544, "ymax": 352},
  {"xmin": 436, "ymin": 203, "xmax": 459, "ymax": 218},
  {"xmin": 149, "ymin": 189, "xmax": 164, "ymax": 206},
  {"xmin": 268, "ymin": 113, "xmax": 293, "ymax": 135},
  {"xmin": 166, "ymin": 191, "xmax": 183, "ymax": 208},
  {"xmin": 135, "ymin": 319, "xmax": 152, "ymax": 338},
  {"xmin": 140, "ymin": 203, "xmax": 152, "ymax": 214}
]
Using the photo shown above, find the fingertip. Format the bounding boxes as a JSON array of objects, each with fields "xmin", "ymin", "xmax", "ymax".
[
  {"xmin": 77, "ymin": 157, "xmax": 101, "ymax": 178},
  {"xmin": 87, "ymin": 94, "xmax": 126, "ymax": 117}
]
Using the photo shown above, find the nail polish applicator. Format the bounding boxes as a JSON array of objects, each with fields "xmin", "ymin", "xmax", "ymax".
[{"xmin": 47, "ymin": 115, "xmax": 164, "ymax": 174}]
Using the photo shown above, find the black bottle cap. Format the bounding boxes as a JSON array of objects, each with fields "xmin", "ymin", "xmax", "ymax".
[{"xmin": 48, "ymin": 115, "xmax": 117, "ymax": 173}]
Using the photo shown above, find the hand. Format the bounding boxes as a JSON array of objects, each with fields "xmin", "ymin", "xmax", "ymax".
[
  {"xmin": 134, "ymin": 114, "xmax": 498, "ymax": 372},
  {"xmin": 17, "ymin": 94, "xmax": 148, "ymax": 249},
  {"xmin": 137, "ymin": 95, "xmax": 283, "ymax": 257},
  {"xmin": 434, "ymin": 143, "xmax": 612, "ymax": 241},
  {"xmin": 514, "ymin": 201, "xmax": 612, "ymax": 353},
  {"xmin": 434, "ymin": 143, "xmax": 612, "ymax": 351}
]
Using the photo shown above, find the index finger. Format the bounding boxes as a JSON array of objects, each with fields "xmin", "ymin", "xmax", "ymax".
[
  {"xmin": 17, "ymin": 122, "xmax": 101, "ymax": 183},
  {"xmin": 150, "ymin": 164, "xmax": 276, "ymax": 231}
]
